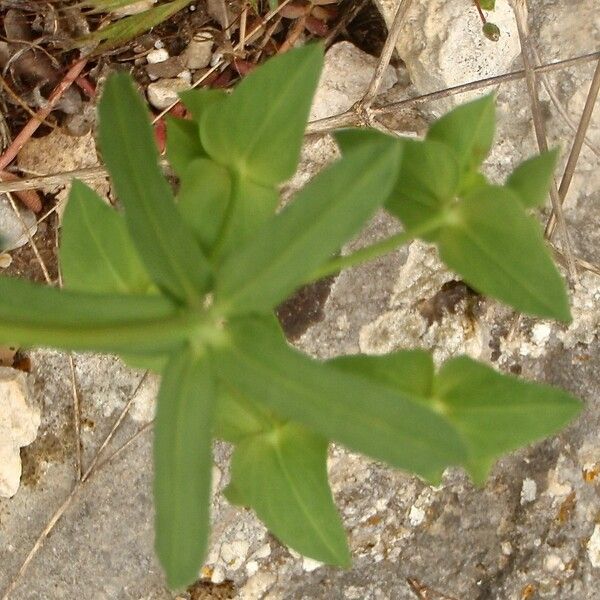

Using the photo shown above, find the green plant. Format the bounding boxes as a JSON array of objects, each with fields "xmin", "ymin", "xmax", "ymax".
[{"xmin": 0, "ymin": 44, "xmax": 581, "ymax": 588}]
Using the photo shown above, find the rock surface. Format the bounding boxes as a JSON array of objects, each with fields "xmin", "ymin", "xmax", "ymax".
[
  {"xmin": 375, "ymin": 0, "xmax": 520, "ymax": 107},
  {"xmin": 1, "ymin": 1, "xmax": 600, "ymax": 597},
  {"xmin": 0, "ymin": 194, "xmax": 37, "ymax": 252},
  {"xmin": 0, "ymin": 367, "xmax": 39, "ymax": 498},
  {"xmin": 147, "ymin": 77, "xmax": 192, "ymax": 110}
]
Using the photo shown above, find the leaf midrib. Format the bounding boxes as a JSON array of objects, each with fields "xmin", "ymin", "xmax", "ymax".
[
  {"xmin": 271, "ymin": 431, "xmax": 345, "ymax": 563},
  {"xmin": 220, "ymin": 147, "xmax": 396, "ymax": 310}
]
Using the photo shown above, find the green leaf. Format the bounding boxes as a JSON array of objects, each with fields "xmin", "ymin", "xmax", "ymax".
[
  {"xmin": 215, "ymin": 137, "xmax": 402, "ymax": 315},
  {"xmin": 213, "ymin": 316, "xmax": 467, "ymax": 482},
  {"xmin": 98, "ymin": 73, "xmax": 211, "ymax": 306},
  {"xmin": 437, "ymin": 185, "xmax": 571, "ymax": 321},
  {"xmin": 120, "ymin": 351, "xmax": 169, "ymax": 374},
  {"xmin": 154, "ymin": 347, "xmax": 216, "ymax": 589},
  {"xmin": 60, "ymin": 180, "xmax": 154, "ymax": 295},
  {"xmin": 73, "ymin": 0, "xmax": 193, "ymax": 52},
  {"xmin": 177, "ymin": 158, "xmax": 232, "ymax": 253},
  {"xmin": 434, "ymin": 356, "xmax": 581, "ymax": 483},
  {"xmin": 427, "ymin": 95, "xmax": 495, "ymax": 174},
  {"xmin": 329, "ymin": 351, "xmax": 581, "ymax": 484},
  {"xmin": 200, "ymin": 45, "xmax": 324, "ymax": 186},
  {"xmin": 0, "ymin": 276, "xmax": 190, "ymax": 353},
  {"xmin": 179, "ymin": 89, "xmax": 227, "ymax": 123},
  {"xmin": 506, "ymin": 149, "xmax": 559, "ymax": 209},
  {"xmin": 227, "ymin": 423, "xmax": 351, "ymax": 566},
  {"xmin": 210, "ymin": 174, "xmax": 279, "ymax": 263},
  {"xmin": 214, "ymin": 384, "xmax": 279, "ymax": 443},
  {"xmin": 385, "ymin": 139, "xmax": 460, "ymax": 241},
  {"xmin": 166, "ymin": 118, "xmax": 205, "ymax": 177},
  {"xmin": 331, "ymin": 350, "xmax": 434, "ymax": 399},
  {"xmin": 81, "ymin": 0, "xmax": 153, "ymax": 13}
]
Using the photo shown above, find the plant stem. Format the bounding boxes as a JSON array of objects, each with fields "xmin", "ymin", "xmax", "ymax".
[{"xmin": 306, "ymin": 215, "xmax": 446, "ymax": 282}]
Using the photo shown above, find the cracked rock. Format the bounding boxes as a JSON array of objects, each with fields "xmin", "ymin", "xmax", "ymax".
[{"xmin": 0, "ymin": 367, "xmax": 39, "ymax": 498}]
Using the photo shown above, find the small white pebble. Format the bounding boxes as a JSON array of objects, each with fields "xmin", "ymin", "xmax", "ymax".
[
  {"xmin": 245, "ymin": 560, "xmax": 259, "ymax": 577},
  {"xmin": 177, "ymin": 70, "xmax": 192, "ymax": 84},
  {"xmin": 501, "ymin": 541, "xmax": 513, "ymax": 556},
  {"xmin": 520, "ymin": 478, "xmax": 537, "ymax": 505},
  {"xmin": 587, "ymin": 524, "xmax": 600, "ymax": 568},
  {"xmin": 147, "ymin": 48, "xmax": 169, "ymax": 63},
  {"xmin": 302, "ymin": 557, "xmax": 323, "ymax": 572},
  {"xmin": 408, "ymin": 505, "xmax": 426, "ymax": 527},
  {"xmin": 252, "ymin": 543, "xmax": 271, "ymax": 559},
  {"xmin": 531, "ymin": 323, "xmax": 552, "ymax": 345},
  {"xmin": 211, "ymin": 52, "xmax": 224, "ymax": 67},
  {"xmin": 220, "ymin": 539, "xmax": 249, "ymax": 570},
  {"xmin": 154, "ymin": 39, "xmax": 165, "ymax": 49},
  {"xmin": 0, "ymin": 253, "xmax": 12, "ymax": 268},
  {"xmin": 544, "ymin": 554, "xmax": 565, "ymax": 572},
  {"xmin": 211, "ymin": 566, "xmax": 225, "ymax": 583}
]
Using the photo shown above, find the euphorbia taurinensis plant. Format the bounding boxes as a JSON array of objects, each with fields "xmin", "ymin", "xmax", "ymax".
[{"xmin": 0, "ymin": 44, "xmax": 581, "ymax": 588}]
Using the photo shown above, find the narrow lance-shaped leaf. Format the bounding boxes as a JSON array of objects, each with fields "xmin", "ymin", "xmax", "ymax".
[
  {"xmin": 212, "ymin": 316, "xmax": 467, "ymax": 482},
  {"xmin": 214, "ymin": 385, "xmax": 279, "ymax": 443},
  {"xmin": 427, "ymin": 94, "xmax": 496, "ymax": 175},
  {"xmin": 165, "ymin": 90, "xmax": 226, "ymax": 176},
  {"xmin": 154, "ymin": 347, "xmax": 216, "ymax": 589},
  {"xmin": 176, "ymin": 158, "xmax": 232, "ymax": 253},
  {"xmin": 179, "ymin": 88, "xmax": 227, "ymax": 123},
  {"xmin": 0, "ymin": 276, "xmax": 190, "ymax": 354},
  {"xmin": 331, "ymin": 351, "xmax": 581, "ymax": 484},
  {"xmin": 437, "ymin": 185, "xmax": 571, "ymax": 321},
  {"xmin": 210, "ymin": 174, "xmax": 279, "ymax": 264},
  {"xmin": 166, "ymin": 118, "xmax": 206, "ymax": 178},
  {"xmin": 226, "ymin": 423, "xmax": 351, "ymax": 566},
  {"xmin": 383, "ymin": 138, "xmax": 461, "ymax": 242},
  {"xmin": 434, "ymin": 356, "xmax": 581, "ymax": 483},
  {"xmin": 215, "ymin": 135, "xmax": 402, "ymax": 315},
  {"xmin": 73, "ymin": 0, "xmax": 193, "ymax": 52},
  {"xmin": 99, "ymin": 73, "xmax": 211, "ymax": 306},
  {"xmin": 60, "ymin": 180, "xmax": 154, "ymax": 295},
  {"xmin": 200, "ymin": 44, "xmax": 324, "ymax": 186},
  {"xmin": 506, "ymin": 149, "xmax": 559, "ymax": 209}
]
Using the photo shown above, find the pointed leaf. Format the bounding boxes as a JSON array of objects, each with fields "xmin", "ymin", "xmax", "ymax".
[
  {"xmin": 215, "ymin": 138, "xmax": 402, "ymax": 315},
  {"xmin": 179, "ymin": 88, "xmax": 227, "ymax": 122},
  {"xmin": 427, "ymin": 95, "xmax": 495, "ymax": 174},
  {"xmin": 227, "ymin": 423, "xmax": 350, "ymax": 566},
  {"xmin": 0, "ymin": 276, "xmax": 190, "ymax": 353},
  {"xmin": 434, "ymin": 356, "xmax": 581, "ymax": 483},
  {"xmin": 506, "ymin": 149, "xmax": 559, "ymax": 209},
  {"xmin": 166, "ymin": 117, "xmax": 205, "ymax": 177},
  {"xmin": 213, "ymin": 316, "xmax": 467, "ymax": 482},
  {"xmin": 330, "ymin": 351, "xmax": 581, "ymax": 484},
  {"xmin": 166, "ymin": 88, "xmax": 227, "ymax": 176},
  {"xmin": 60, "ymin": 180, "xmax": 154, "ymax": 294},
  {"xmin": 200, "ymin": 45, "xmax": 324, "ymax": 185},
  {"xmin": 210, "ymin": 174, "xmax": 279, "ymax": 263},
  {"xmin": 177, "ymin": 158, "xmax": 232, "ymax": 253},
  {"xmin": 73, "ymin": 0, "xmax": 193, "ymax": 52},
  {"xmin": 154, "ymin": 347, "xmax": 216, "ymax": 589},
  {"xmin": 215, "ymin": 384, "xmax": 279, "ymax": 443},
  {"xmin": 437, "ymin": 185, "xmax": 571, "ymax": 321},
  {"xmin": 385, "ymin": 139, "xmax": 460, "ymax": 241},
  {"xmin": 98, "ymin": 73, "xmax": 211, "ymax": 306},
  {"xmin": 331, "ymin": 350, "xmax": 434, "ymax": 399}
]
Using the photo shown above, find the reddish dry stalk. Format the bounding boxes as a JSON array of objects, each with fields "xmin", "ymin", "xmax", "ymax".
[
  {"xmin": 0, "ymin": 171, "xmax": 42, "ymax": 212},
  {"xmin": 0, "ymin": 58, "xmax": 87, "ymax": 172},
  {"xmin": 473, "ymin": 0, "xmax": 486, "ymax": 23}
]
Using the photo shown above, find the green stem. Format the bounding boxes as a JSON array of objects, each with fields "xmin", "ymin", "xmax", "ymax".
[{"xmin": 307, "ymin": 215, "xmax": 446, "ymax": 282}]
